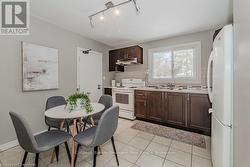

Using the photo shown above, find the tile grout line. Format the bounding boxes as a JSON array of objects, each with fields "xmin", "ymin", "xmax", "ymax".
[
  {"xmin": 160, "ymin": 139, "xmax": 172, "ymax": 167},
  {"xmin": 171, "ymin": 140, "xmax": 194, "ymax": 153},
  {"xmin": 191, "ymin": 144, "xmax": 193, "ymax": 167},
  {"xmin": 162, "ymin": 140, "xmax": 191, "ymax": 167},
  {"xmin": 115, "ymin": 128, "xmax": 139, "ymax": 145},
  {"xmin": 133, "ymin": 134, "xmax": 156, "ymax": 166},
  {"xmin": 192, "ymin": 153, "xmax": 212, "ymax": 161},
  {"xmin": 101, "ymin": 127, "xmax": 141, "ymax": 166},
  {"xmin": 117, "ymin": 130, "xmax": 173, "ymax": 165},
  {"xmin": 125, "ymin": 130, "xmax": 187, "ymax": 165},
  {"xmin": 100, "ymin": 138, "xmax": 127, "ymax": 167}
]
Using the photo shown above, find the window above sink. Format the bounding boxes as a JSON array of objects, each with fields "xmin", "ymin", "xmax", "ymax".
[{"xmin": 148, "ymin": 41, "xmax": 201, "ymax": 84}]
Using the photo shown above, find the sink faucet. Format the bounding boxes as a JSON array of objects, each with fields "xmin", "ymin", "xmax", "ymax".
[{"xmin": 167, "ymin": 83, "xmax": 175, "ymax": 88}]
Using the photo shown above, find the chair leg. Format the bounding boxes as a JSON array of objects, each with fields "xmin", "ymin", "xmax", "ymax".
[
  {"xmin": 76, "ymin": 122, "xmax": 79, "ymax": 133},
  {"xmin": 21, "ymin": 151, "xmax": 28, "ymax": 167},
  {"xmin": 64, "ymin": 120, "xmax": 70, "ymax": 133},
  {"xmin": 64, "ymin": 142, "xmax": 71, "ymax": 163},
  {"xmin": 111, "ymin": 136, "xmax": 119, "ymax": 166},
  {"xmin": 83, "ymin": 122, "xmax": 87, "ymax": 131},
  {"xmin": 93, "ymin": 146, "xmax": 98, "ymax": 167},
  {"xmin": 35, "ymin": 153, "xmax": 39, "ymax": 167},
  {"xmin": 48, "ymin": 126, "xmax": 51, "ymax": 131},
  {"xmin": 55, "ymin": 146, "xmax": 59, "ymax": 161},
  {"xmin": 67, "ymin": 125, "xmax": 70, "ymax": 133},
  {"xmin": 74, "ymin": 144, "xmax": 81, "ymax": 166},
  {"xmin": 98, "ymin": 146, "xmax": 103, "ymax": 155}
]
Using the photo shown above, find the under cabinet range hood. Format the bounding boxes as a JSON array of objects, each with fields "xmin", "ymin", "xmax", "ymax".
[{"xmin": 116, "ymin": 58, "xmax": 138, "ymax": 66}]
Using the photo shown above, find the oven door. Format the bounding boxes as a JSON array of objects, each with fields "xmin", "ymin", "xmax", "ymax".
[{"xmin": 112, "ymin": 90, "xmax": 134, "ymax": 111}]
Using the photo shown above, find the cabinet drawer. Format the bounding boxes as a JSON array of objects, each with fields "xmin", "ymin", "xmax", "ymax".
[{"xmin": 135, "ymin": 90, "xmax": 147, "ymax": 99}]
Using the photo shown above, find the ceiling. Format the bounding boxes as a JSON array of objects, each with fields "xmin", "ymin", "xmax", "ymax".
[{"xmin": 31, "ymin": 0, "xmax": 233, "ymax": 47}]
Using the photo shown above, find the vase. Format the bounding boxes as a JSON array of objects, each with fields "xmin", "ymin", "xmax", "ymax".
[{"xmin": 75, "ymin": 99, "xmax": 83, "ymax": 110}]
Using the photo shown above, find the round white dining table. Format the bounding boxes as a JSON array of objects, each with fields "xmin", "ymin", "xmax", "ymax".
[
  {"xmin": 45, "ymin": 102, "xmax": 105, "ymax": 119},
  {"xmin": 44, "ymin": 102, "xmax": 105, "ymax": 167}
]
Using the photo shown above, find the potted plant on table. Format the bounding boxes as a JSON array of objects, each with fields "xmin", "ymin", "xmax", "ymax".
[{"xmin": 67, "ymin": 92, "xmax": 93, "ymax": 113}]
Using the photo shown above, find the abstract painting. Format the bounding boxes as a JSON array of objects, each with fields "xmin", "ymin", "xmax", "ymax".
[{"xmin": 22, "ymin": 42, "xmax": 59, "ymax": 91}]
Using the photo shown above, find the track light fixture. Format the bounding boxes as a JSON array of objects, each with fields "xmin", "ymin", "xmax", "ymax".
[{"xmin": 89, "ymin": 0, "xmax": 140, "ymax": 28}]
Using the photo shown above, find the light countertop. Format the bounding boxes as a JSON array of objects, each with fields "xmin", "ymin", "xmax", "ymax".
[
  {"xmin": 104, "ymin": 86, "xmax": 208, "ymax": 94},
  {"xmin": 134, "ymin": 87, "xmax": 208, "ymax": 94}
]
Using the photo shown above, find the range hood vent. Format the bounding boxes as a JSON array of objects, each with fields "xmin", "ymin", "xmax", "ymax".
[{"xmin": 116, "ymin": 58, "xmax": 138, "ymax": 66}]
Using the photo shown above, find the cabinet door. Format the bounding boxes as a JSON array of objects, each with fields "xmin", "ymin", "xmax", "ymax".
[
  {"xmin": 135, "ymin": 91, "xmax": 147, "ymax": 119},
  {"xmin": 109, "ymin": 50, "xmax": 116, "ymax": 71},
  {"xmin": 135, "ymin": 99, "xmax": 147, "ymax": 118},
  {"xmin": 104, "ymin": 88, "xmax": 112, "ymax": 96},
  {"xmin": 135, "ymin": 46, "xmax": 143, "ymax": 64},
  {"xmin": 165, "ymin": 92, "xmax": 187, "ymax": 127},
  {"xmin": 127, "ymin": 46, "xmax": 137, "ymax": 59},
  {"xmin": 109, "ymin": 50, "xmax": 124, "ymax": 72},
  {"xmin": 187, "ymin": 94, "xmax": 211, "ymax": 134},
  {"xmin": 121, "ymin": 48, "xmax": 129, "ymax": 60},
  {"xmin": 147, "ymin": 91, "xmax": 164, "ymax": 122}
]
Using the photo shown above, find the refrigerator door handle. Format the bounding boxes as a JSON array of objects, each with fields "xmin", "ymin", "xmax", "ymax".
[
  {"xmin": 207, "ymin": 51, "xmax": 214, "ymax": 102},
  {"xmin": 208, "ymin": 108, "xmax": 213, "ymax": 114}
]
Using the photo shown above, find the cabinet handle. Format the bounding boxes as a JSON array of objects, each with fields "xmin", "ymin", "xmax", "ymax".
[
  {"xmin": 144, "ymin": 101, "xmax": 146, "ymax": 106},
  {"xmin": 185, "ymin": 94, "xmax": 189, "ymax": 127}
]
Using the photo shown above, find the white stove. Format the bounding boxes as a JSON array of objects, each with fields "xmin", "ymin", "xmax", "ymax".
[{"xmin": 112, "ymin": 79, "xmax": 145, "ymax": 120}]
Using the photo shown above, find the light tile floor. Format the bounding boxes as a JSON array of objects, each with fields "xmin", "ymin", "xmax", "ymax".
[{"xmin": 0, "ymin": 118, "xmax": 212, "ymax": 167}]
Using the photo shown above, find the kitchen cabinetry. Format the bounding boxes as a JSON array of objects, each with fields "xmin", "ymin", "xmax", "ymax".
[
  {"xmin": 134, "ymin": 91, "xmax": 147, "ymax": 118},
  {"xmin": 104, "ymin": 88, "xmax": 112, "ymax": 96},
  {"xmin": 109, "ymin": 50, "xmax": 124, "ymax": 72},
  {"xmin": 109, "ymin": 45, "xmax": 143, "ymax": 72},
  {"xmin": 187, "ymin": 94, "xmax": 211, "ymax": 134},
  {"xmin": 146, "ymin": 91, "xmax": 164, "ymax": 122},
  {"xmin": 135, "ymin": 90, "xmax": 211, "ymax": 135},
  {"xmin": 164, "ymin": 92, "xmax": 187, "ymax": 127}
]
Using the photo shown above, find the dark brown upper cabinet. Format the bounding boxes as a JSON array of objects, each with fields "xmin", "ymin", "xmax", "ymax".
[
  {"xmin": 109, "ymin": 50, "xmax": 124, "ymax": 72},
  {"xmin": 109, "ymin": 45, "xmax": 143, "ymax": 72}
]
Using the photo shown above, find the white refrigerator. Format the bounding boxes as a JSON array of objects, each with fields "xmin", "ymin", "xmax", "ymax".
[{"xmin": 207, "ymin": 24, "xmax": 233, "ymax": 167}]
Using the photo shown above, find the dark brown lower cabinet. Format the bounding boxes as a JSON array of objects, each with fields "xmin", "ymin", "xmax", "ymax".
[
  {"xmin": 135, "ymin": 90, "xmax": 211, "ymax": 135},
  {"xmin": 134, "ymin": 90, "xmax": 147, "ymax": 119},
  {"xmin": 187, "ymin": 94, "xmax": 212, "ymax": 135},
  {"xmin": 146, "ymin": 91, "xmax": 164, "ymax": 122},
  {"xmin": 104, "ymin": 88, "xmax": 112, "ymax": 96},
  {"xmin": 134, "ymin": 99, "xmax": 147, "ymax": 118},
  {"xmin": 165, "ymin": 92, "xmax": 187, "ymax": 127}
]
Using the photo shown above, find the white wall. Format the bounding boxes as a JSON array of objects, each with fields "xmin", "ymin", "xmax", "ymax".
[
  {"xmin": 115, "ymin": 30, "xmax": 214, "ymax": 86},
  {"xmin": 233, "ymin": 0, "xmax": 250, "ymax": 166},
  {"xmin": 0, "ymin": 16, "xmax": 113, "ymax": 146}
]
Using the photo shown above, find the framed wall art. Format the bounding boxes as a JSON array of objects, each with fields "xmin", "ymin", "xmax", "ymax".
[{"xmin": 22, "ymin": 42, "xmax": 59, "ymax": 91}]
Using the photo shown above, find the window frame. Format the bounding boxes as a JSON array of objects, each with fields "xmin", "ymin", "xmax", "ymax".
[{"xmin": 148, "ymin": 41, "xmax": 201, "ymax": 84}]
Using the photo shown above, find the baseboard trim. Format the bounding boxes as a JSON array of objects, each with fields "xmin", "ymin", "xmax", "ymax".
[{"xmin": 0, "ymin": 129, "xmax": 47, "ymax": 152}]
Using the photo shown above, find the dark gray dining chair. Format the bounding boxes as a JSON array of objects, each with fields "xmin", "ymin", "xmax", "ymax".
[
  {"xmin": 45, "ymin": 96, "xmax": 68, "ymax": 131},
  {"xmin": 92, "ymin": 95, "xmax": 113, "ymax": 124},
  {"xmin": 83, "ymin": 95, "xmax": 113, "ymax": 130},
  {"xmin": 9, "ymin": 112, "xmax": 72, "ymax": 167},
  {"xmin": 45, "ymin": 96, "xmax": 74, "ymax": 161},
  {"xmin": 74, "ymin": 105, "xmax": 119, "ymax": 167}
]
